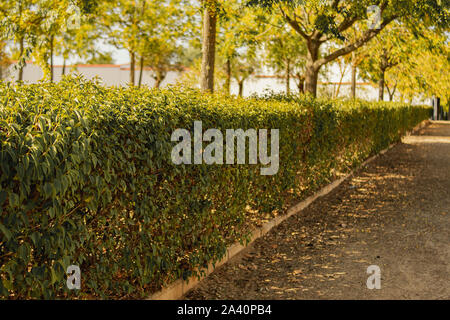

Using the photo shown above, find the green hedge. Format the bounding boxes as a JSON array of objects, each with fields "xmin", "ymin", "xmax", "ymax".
[{"xmin": 0, "ymin": 77, "xmax": 431, "ymax": 299}]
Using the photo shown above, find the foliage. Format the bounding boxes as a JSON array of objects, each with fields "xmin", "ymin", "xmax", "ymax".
[
  {"xmin": 390, "ymin": 28, "xmax": 450, "ymax": 106},
  {"xmin": 84, "ymin": 51, "xmax": 115, "ymax": 65},
  {"xmin": 99, "ymin": 0, "xmax": 191, "ymax": 86},
  {"xmin": 247, "ymin": 0, "xmax": 449, "ymax": 95},
  {"xmin": 0, "ymin": 76, "xmax": 430, "ymax": 298},
  {"xmin": 216, "ymin": 0, "xmax": 264, "ymax": 93},
  {"xmin": 357, "ymin": 23, "xmax": 413, "ymax": 100},
  {"xmin": 263, "ymin": 21, "xmax": 308, "ymax": 94},
  {"xmin": 0, "ymin": 0, "xmax": 92, "ymax": 79}
]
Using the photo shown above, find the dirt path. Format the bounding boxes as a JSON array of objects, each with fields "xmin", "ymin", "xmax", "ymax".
[{"xmin": 185, "ymin": 121, "xmax": 450, "ymax": 300}]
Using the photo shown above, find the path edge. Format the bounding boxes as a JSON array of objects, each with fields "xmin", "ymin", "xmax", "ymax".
[{"xmin": 148, "ymin": 119, "xmax": 430, "ymax": 300}]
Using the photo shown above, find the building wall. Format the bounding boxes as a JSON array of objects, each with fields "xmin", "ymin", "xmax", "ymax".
[
  {"xmin": 233, "ymin": 76, "xmax": 380, "ymax": 101},
  {"xmin": 4, "ymin": 61, "xmax": 391, "ymax": 101},
  {"xmin": 4, "ymin": 63, "xmax": 183, "ymax": 88}
]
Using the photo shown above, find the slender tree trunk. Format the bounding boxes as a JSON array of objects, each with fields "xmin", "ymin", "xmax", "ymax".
[
  {"xmin": 286, "ymin": 59, "xmax": 290, "ymax": 95},
  {"xmin": 224, "ymin": 57, "xmax": 231, "ymax": 95},
  {"xmin": 386, "ymin": 85, "xmax": 393, "ymax": 101},
  {"xmin": 351, "ymin": 64, "xmax": 357, "ymax": 99},
  {"xmin": 138, "ymin": 56, "xmax": 144, "ymax": 87},
  {"xmin": 335, "ymin": 70, "xmax": 346, "ymax": 98},
  {"xmin": 238, "ymin": 81, "xmax": 244, "ymax": 97},
  {"xmin": 386, "ymin": 82, "xmax": 397, "ymax": 101},
  {"xmin": 17, "ymin": 0, "xmax": 24, "ymax": 82},
  {"xmin": 390, "ymin": 85, "xmax": 397, "ymax": 101},
  {"xmin": 154, "ymin": 69, "xmax": 166, "ymax": 88},
  {"xmin": 18, "ymin": 36, "xmax": 24, "ymax": 81},
  {"xmin": 62, "ymin": 58, "xmax": 66, "ymax": 76},
  {"xmin": 136, "ymin": 0, "xmax": 146, "ymax": 87},
  {"xmin": 351, "ymin": 52, "xmax": 357, "ymax": 99},
  {"xmin": 130, "ymin": 51, "xmax": 135, "ymax": 86},
  {"xmin": 200, "ymin": 3, "xmax": 217, "ymax": 92},
  {"xmin": 378, "ymin": 69, "xmax": 385, "ymax": 102},
  {"xmin": 50, "ymin": 35, "xmax": 54, "ymax": 82},
  {"xmin": 297, "ymin": 76, "xmax": 305, "ymax": 94}
]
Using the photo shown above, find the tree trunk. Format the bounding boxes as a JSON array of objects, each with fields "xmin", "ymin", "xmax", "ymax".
[
  {"xmin": 378, "ymin": 69, "xmax": 385, "ymax": 102},
  {"xmin": 286, "ymin": 59, "xmax": 290, "ymax": 95},
  {"xmin": 297, "ymin": 75, "xmax": 305, "ymax": 94},
  {"xmin": 386, "ymin": 82, "xmax": 397, "ymax": 102},
  {"xmin": 304, "ymin": 40, "xmax": 321, "ymax": 97},
  {"xmin": 335, "ymin": 70, "xmax": 346, "ymax": 98},
  {"xmin": 351, "ymin": 64, "xmax": 357, "ymax": 99},
  {"xmin": 224, "ymin": 57, "xmax": 231, "ymax": 95},
  {"xmin": 200, "ymin": 4, "xmax": 217, "ymax": 92},
  {"xmin": 138, "ymin": 56, "xmax": 144, "ymax": 87},
  {"xmin": 386, "ymin": 86, "xmax": 392, "ymax": 101},
  {"xmin": 154, "ymin": 69, "xmax": 166, "ymax": 88},
  {"xmin": 390, "ymin": 86, "xmax": 396, "ymax": 101},
  {"xmin": 305, "ymin": 65, "xmax": 319, "ymax": 97},
  {"xmin": 130, "ymin": 51, "xmax": 135, "ymax": 86},
  {"xmin": 18, "ymin": 36, "xmax": 24, "ymax": 81},
  {"xmin": 155, "ymin": 78, "xmax": 162, "ymax": 88},
  {"xmin": 62, "ymin": 58, "xmax": 66, "ymax": 76},
  {"xmin": 50, "ymin": 35, "xmax": 54, "ymax": 82},
  {"xmin": 238, "ymin": 81, "xmax": 244, "ymax": 97}
]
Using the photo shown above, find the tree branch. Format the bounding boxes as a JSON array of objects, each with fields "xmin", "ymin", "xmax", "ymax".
[
  {"xmin": 331, "ymin": 0, "xmax": 341, "ymax": 10},
  {"xmin": 315, "ymin": 16, "xmax": 397, "ymax": 68},
  {"xmin": 337, "ymin": 15, "xmax": 359, "ymax": 34},
  {"xmin": 278, "ymin": 4, "xmax": 309, "ymax": 40}
]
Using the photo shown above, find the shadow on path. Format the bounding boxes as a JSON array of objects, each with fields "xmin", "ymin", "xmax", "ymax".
[{"xmin": 185, "ymin": 121, "xmax": 450, "ymax": 300}]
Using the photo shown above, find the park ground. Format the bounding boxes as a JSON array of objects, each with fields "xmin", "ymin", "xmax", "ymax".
[{"xmin": 185, "ymin": 121, "xmax": 450, "ymax": 300}]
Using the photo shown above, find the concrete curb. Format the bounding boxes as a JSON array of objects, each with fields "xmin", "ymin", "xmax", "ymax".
[{"xmin": 148, "ymin": 119, "xmax": 430, "ymax": 300}]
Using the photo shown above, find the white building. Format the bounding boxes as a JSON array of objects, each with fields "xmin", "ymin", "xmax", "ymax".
[
  {"xmin": 3, "ymin": 61, "xmax": 181, "ymax": 88},
  {"xmin": 4, "ymin": 61, "xmax": 382, "ymax": 100}
]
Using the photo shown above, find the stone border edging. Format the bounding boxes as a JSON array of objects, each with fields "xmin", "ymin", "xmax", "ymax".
[{"xmin": 148, "ymin": 119, "xmax": 430, "ymax": 300}]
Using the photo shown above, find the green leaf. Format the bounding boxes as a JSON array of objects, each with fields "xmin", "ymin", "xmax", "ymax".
[
  {"xmin": 0, "ymin": 222, "xmax": 12, "ymax": 241},
  {"xmin": 0, "ymin": 191, "xmax": 6, "ymax": 206}
]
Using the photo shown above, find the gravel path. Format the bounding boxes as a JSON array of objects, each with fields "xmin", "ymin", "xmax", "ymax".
[{"xmin": 185, "ymin": 121, "xmax": 450, "ymax": 300}]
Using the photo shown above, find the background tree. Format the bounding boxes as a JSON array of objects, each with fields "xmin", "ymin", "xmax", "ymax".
[
  {"xmin": 137, "ymin": 0, "xmax": 190, "ymax": 88},
  {"xmin": 102, "ymin": 0, "xmax": 148, "ymax": 85},
  {"xmin": 0, "ymin": 0, "xmax": 94, "ymax": 81},
  {"xmin": 83, "ymin": 50, "xmax": 115, "ymax": 64},
  {"xmin": 0, "ymin": 0, "xmax": 41, "ymax": 80},
  {"xmin": 249, "ymin": 0, "xmax": 449, "ymax": 96},
  {"xmin": 230, "ymin": 47, "xmax": 260, "ymax": 96},
  {"xmin": 358, "ymin": 24, "xmax": 410, "ymax": 101},
  {"xmin": 393, "ymin": 28, "xmax": 450, "ymax": 106},
  {"xmin": 59, "ymin": 13, "xmax": 103, "ymax": 75},
  {"xmin": 264, "ymin": 23, "xmax": 307, "ymax": 95},
  {"xmin": 216, "ymin": 0, "xmax": 263, "ymax": 94},
  {"xmin": 33, "ymin": 1, "xmax": 66, "ymax": 82},
  {"xmin": 200, "ymin": 0, "xmax": 219, "ymax": 92}
]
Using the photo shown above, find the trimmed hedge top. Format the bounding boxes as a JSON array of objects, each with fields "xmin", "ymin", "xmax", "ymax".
[{"xmin": 0, "ymin": 76, "xmax": 431, "ymax": 298}]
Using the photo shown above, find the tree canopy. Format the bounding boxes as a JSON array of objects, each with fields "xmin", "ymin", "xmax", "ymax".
[{"xmin": 0, "ymin": 0, "xmax": 448, "ymax": 104}]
